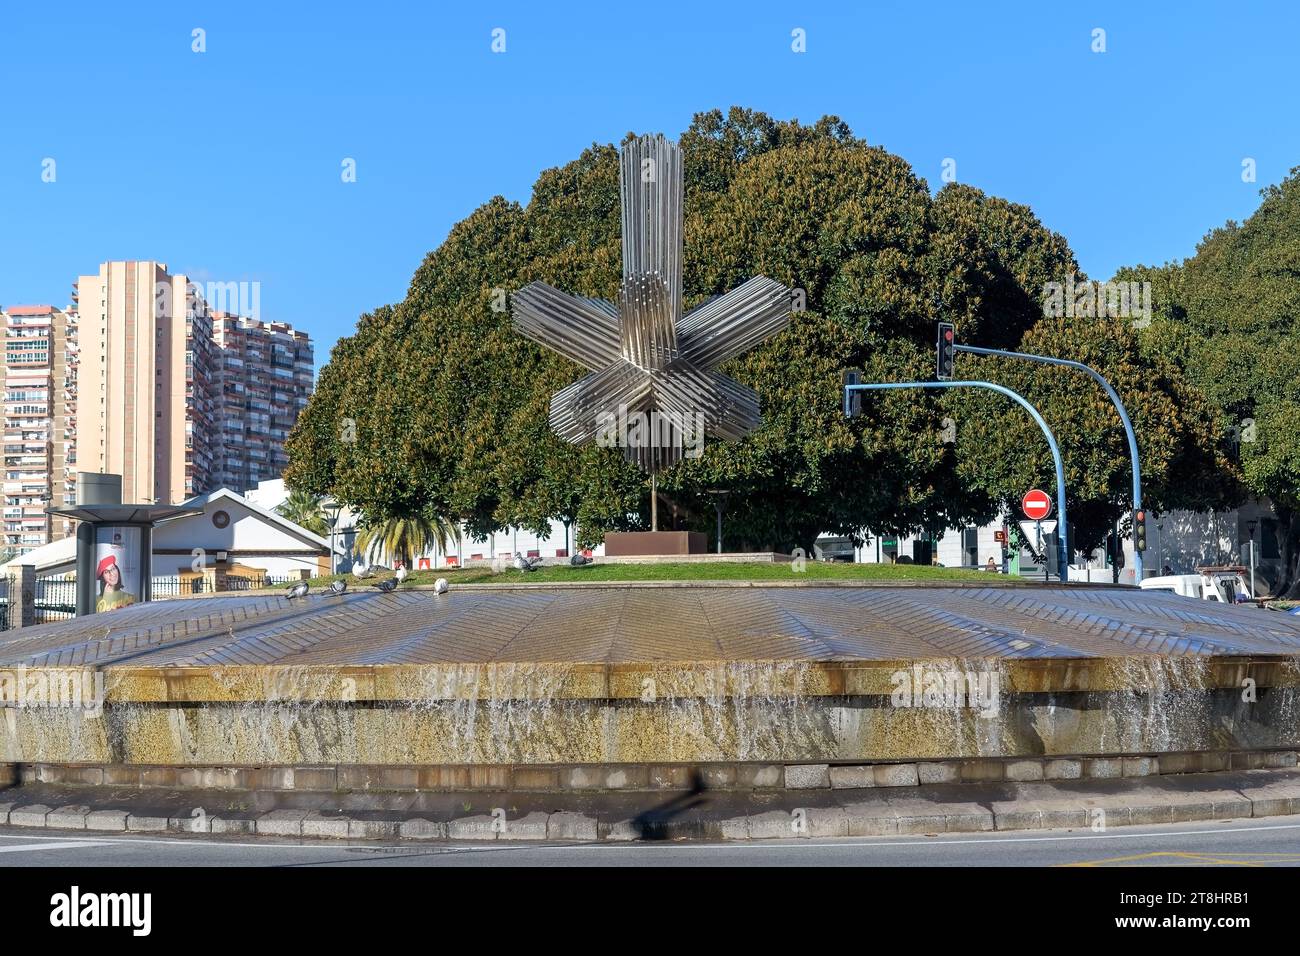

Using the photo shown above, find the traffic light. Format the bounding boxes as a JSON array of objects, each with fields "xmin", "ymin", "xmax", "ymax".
[
  {"xmin": 1133, "ymin": 509, "xmax": 1148, "ymax": 552},
  {"xmin": 936, "ymin": 322, "xmax": 956, "ymax": 380},
  {"xmin": 842, "ymin": 369, "xmax": 862, "ymax": 418}
]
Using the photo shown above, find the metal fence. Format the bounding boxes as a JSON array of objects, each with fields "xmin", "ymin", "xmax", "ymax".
[
  {"xmin": 0, "ymin": 571, "xmax": 305, "ymax": 629},
  {"xmin": 34, "ymin": 577, "xmax": 76, "ymax": 624}
]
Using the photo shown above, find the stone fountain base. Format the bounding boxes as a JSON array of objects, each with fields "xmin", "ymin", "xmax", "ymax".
[{"xmin": 2, "ymin": 584, "xmax": 1299, "ymax": 772}]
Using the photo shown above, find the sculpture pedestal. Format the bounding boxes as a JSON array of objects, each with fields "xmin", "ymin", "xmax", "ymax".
[{"xmin": 603, "ymin": 531, "xmax": 707, "ymax": 556}]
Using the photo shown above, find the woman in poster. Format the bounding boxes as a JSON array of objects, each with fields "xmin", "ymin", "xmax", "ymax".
[{"xmin": 96, "ymin": 555, "xmax": 138, "ymax": 612}]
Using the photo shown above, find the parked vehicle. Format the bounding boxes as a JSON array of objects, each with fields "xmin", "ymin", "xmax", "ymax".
[{"xmin": 1139, "ymin": 565, "xmax": 1254, "ymax": 603}]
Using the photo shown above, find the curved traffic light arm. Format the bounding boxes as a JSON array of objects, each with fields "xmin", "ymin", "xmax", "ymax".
[
  {"xmin": 843, "ymin": 379, "xmax": 1071, "ymax": 583},
  {"xmin": 953, "ymin": 344, "xmax": 1143, "ymax": 580}
]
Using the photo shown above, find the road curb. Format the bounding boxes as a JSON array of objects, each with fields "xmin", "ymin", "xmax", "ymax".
[{"xmin": 4, "ymin": 769, "xmax": 1300, "ymax": 842}]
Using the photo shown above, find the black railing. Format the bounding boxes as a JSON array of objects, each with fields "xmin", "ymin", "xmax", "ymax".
[
  {"xmin": 1, "ymin": 572, "xmax": 309, "ymax": 628},
  {"xmin": 34, "ymin": 577, "xmax": 76, "ymax": 624}
]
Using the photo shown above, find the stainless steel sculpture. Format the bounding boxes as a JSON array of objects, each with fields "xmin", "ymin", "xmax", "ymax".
[{"xmin": 512, "ymin": 134, "xmax": 793, "ymax": 485}]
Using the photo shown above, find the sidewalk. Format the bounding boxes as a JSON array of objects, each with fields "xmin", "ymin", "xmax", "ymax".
[{"xmin": 3, "ymin": 768, "xmax": 1298, "ymax": 842}]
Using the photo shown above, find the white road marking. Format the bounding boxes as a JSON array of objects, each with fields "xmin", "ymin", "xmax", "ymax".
[
  {"xmin": 1, "ymin": 817, "xmax": 1297, "ymax": 853},
  {"xmin": 0, "ymin": 840, "xmax": 111, "ymax": 854}
]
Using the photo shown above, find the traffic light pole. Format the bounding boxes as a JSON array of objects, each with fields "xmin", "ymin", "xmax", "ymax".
[
  {"xmin": 953, "ymin": 345, "xmax": 1143, "ymax": 582},
  {"xmin": 843, "ymin": 380, "xmax": 1071, "ymax": 583}
]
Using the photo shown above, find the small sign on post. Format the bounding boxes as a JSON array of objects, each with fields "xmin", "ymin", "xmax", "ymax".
[{"xmin": 1021, "ymin": 489, "xmax": 1053, "ymax": 521}]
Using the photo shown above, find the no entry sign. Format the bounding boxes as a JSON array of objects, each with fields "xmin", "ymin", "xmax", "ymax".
[{"xmin": 1021, "ymin": 489, "xmax": 1053, "ymax": 521}]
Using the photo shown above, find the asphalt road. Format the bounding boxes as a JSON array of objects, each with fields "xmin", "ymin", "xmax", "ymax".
[{"xmin": 3, "ymin": 816, "xmax": 1300, "ymax": 866}]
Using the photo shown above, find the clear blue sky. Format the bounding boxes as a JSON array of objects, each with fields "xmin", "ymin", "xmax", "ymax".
[{"xmin": 2, "ymin": 1, "xmax": 1296, "ymax": 369}]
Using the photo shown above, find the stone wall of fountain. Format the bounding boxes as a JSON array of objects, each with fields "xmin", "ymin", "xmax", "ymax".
[{"xmin": 3, "ymin": 657, "xmax": 1298, "ymax": 767}]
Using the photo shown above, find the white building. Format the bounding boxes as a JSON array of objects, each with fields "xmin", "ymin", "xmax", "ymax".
[
  {"xmin": 814, "ymin": 498, "xmax": 1287, "ymax": 594},
  {"xmin": 0, "ymin": 486, "xmax": 334, "ymax": 579}
]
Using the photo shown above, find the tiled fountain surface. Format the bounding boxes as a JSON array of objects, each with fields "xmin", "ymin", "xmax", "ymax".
[{"xmin": 2, "ymin": 583, "xmax": 1299, "ymax": 673}]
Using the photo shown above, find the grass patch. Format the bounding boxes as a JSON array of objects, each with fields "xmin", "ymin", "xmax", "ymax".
[{"xmin": 283, "ymin": 560, "xmax": 996, "ymax": 589}]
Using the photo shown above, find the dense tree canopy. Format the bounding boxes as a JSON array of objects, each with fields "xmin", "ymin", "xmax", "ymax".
[
  {"xmin": 1114, "ymin": 168, "xmax": 1300, "ymax": 592},
  {"xmin": 285, "ymin": 107, "xmax": 1231, "ymax": 556}
]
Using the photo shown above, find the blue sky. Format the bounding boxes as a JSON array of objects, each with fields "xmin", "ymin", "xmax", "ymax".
[{"xmin": 1, "ymin": 1, "xmax": 1296, "ymax": 369}]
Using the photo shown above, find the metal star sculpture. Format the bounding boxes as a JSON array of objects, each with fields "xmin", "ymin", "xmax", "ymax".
[{"xmin": 512, "ymin": 134, "xmax": 793, "ymax": 474}]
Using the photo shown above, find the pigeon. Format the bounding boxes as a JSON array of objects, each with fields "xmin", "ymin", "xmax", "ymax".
[
  {"xmin": 513, "ymin": 552, "xmax": 542, "ymax": 572},
  {"xmin": 569, "ymin": 553, "xmax": 593, "ymax": 567},
  {"xmin": 328, "ymin": 579, "xmax": 347, "ymax": 596},
  {"xmin": 373, "ymin": 578, "xmax": 398, "ymax": 593},
  {"xmin": 395, "ymin": 564, "xmax": 408, "ymax": 584},
  {"xmin": 434, "ymin": 578, "xmax": 449, "ymax": 595},
  {"xmin": 353, "ymin": 559, "xmax": 373, "ymax": 580},
  {"xmin": 287, "ymin": 581, "xmax": 309, "ymax": 599}
]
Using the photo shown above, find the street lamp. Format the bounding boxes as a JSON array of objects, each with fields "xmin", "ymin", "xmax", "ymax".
[
  {"xmin": 1247, "ymin": 519, "xmax": 1258, "ymax": 598},
  {"xmin": 707, "ymin": 490, "xmax": 730, "ymax": 555},
  {"xmin": 321, "ymin": 496, "xmax": 342, "ymax": 576}
]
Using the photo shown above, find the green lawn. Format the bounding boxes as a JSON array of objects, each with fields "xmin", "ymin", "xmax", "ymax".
[{"xmin": 284, "ymin": 560, "xmax": 996, "ymax": 589}]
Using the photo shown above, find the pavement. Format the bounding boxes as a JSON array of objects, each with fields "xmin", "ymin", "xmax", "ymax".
[
  {"xmin": 3, "ymin": 816, "xmax": 1299, "ymax": 866},
  {"xmin": 3, "ymin": 767, "xmax": 1299, "ymax": 844}
]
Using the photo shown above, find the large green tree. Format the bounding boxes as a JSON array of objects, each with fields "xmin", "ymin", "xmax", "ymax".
[
  {"xmin": 286, "ymin": 107, "xmax": 1225, "ymax": 555},
  {"xmin": 1114, "ymin": 168, "xmax": 1300, "ymax": 592}
]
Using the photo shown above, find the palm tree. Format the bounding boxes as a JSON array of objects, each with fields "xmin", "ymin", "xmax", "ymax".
[
  {"xmin": 356, "ymin": 512, "xmax": 459, "ymax": 569},
  {"xmin": 276, "ymin": 489, "xmax": 329, "ymax": 537}
]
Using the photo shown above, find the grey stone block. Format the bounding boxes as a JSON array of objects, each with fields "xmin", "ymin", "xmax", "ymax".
[
  {"xmin": 603, "ymin": 819, "xmax": 643, "ymax": 842},
  {"xmin": 1167, "ymin": 800, "xmax": 1215, "ymax": 823},
  {"xmin": 302, "ymin": 812, "xmax": 351, "ymax": 839},
  {"xmin": 994, "ymin": 808, "xmax": 1044, "ymax": 830},
  {"xmin": 547, "ymin": 811, "xmax": 597, "ymax": 841},
  {"xmin": 736, "ymin": 764, "xmax": 783, "ymax": 789},
  {"xmin": 918, "ymin": 761, "xmax": 961, "ymax": 785},
  {"xmin": 806, "ymin": 807, "xmax": 848, "ymax": 837},
  {"xmin": 747, "ymin": 810, "xmax": 800, "ymax": 840},
  {"xmin": 9, "ymin": 804, "xmax": 52, "ymax": 827},
  {"xmin": 1084, "ymin": 758, "xmax": 1123, "ymax": 779},
  {"xmin": 1005, "ymin": 760, "xmax": 1044, "ymax": 782},
  {"xmin": 1127, "ymin": 804, "xmax": 1172, "ymax": 826},
  {"xmin": 700, "ymin": 766, "xmax": 736, "ymax": 789},
  {"xmin": 256, "ymin": 809, "xmax": 308, "ymax": 837},
  {"xmin": 842, "ymin": 806, "xmax": 899, "ymax": 836},
  {"xmin": 1123, "ymin": 757, "xmax": 1158, "ymax": 778},
  {"xmin": 1250, "ymin": 795, "xmax": 1295, "ymax": 817},
  {"xmin": 874, "ymin": 763, "xmax": 920, "ymax": 787},
  {"xmin": 348, "ymin": 818, "xmax": 399, "ymax": 840},
  {"xmin": 398, "ymin": 818, "xmax": 447, "ymax": 840},
  {"xmin": 1265, "ymin": 751, "xmax": 1298, "ymax": 768},
  {"xmin": 500, "ymin": 811, "xmax": 549, "ymax": 841},
  {"xmin": 784, "ymin": 764, "xmax": 830, "ymax": 789},
  {"xmin": 208, "ymin": 817, "xmax": 256, "ymax": 835},
  {"xmin": 829, "ymin": 766, "xmax": 874, "ymax": 789},
  {"xmin": 447, "ymin": 815, "xmax": 500, "ymax": 840},
  {"xmin": 1043, "ymin": 759, "xmax": 1082, "ymax": 780},
  {"xmin": 125, "ymin": 814, "xmax": 170, "ymax": 832},
  {"xmin": 1211, "ymin": 797, "xmax": 1253, "ymax": 819},
  {"xmin": 46, "ymin": 805, "xmax": 89, "ymax": 830},
  {"xmin": 943, "ymin": 810, "xmax": 996, "ymax": 832},
  {"xmin": 84, "ymin": 809, "xmax": 129, "ymax": 832},
  {"xmin": 1037, "ymin": 807, "xmax": 1087, "ymax": 829},
  {"xmin": 561, "ymin": 767, "xmax": 603, "ymax": 790}
]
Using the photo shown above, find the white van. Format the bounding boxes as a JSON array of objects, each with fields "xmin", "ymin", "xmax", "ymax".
[{"xmin": 1139, "ymin": 565, "xmax": 1254, "ymax": 603}]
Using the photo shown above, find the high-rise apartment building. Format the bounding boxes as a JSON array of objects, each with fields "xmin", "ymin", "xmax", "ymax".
[
  {"xmin": 74, "ymin": 261, "xmax": 216, "ymax": 504},
  {"xmin": 0, "ymin": 305, "xmax": 77, "ymax": 555},
  {"xmin": 2, "ymin": 265, "xmax": 314, "ymax": 543},
  {"xmin": 210, "ymin": 313, "xmax": 314, "ymax": 493}
]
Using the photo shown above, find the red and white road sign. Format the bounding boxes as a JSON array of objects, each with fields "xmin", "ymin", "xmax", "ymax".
[{"xmin": 1021, "ymin": 489, "xmax": 1053, "ymax": 521}]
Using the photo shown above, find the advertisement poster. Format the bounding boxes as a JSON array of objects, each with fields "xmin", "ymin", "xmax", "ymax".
[{"xmin": 94, "ymin": 525, "xmax": 142, "ymax": 613}]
